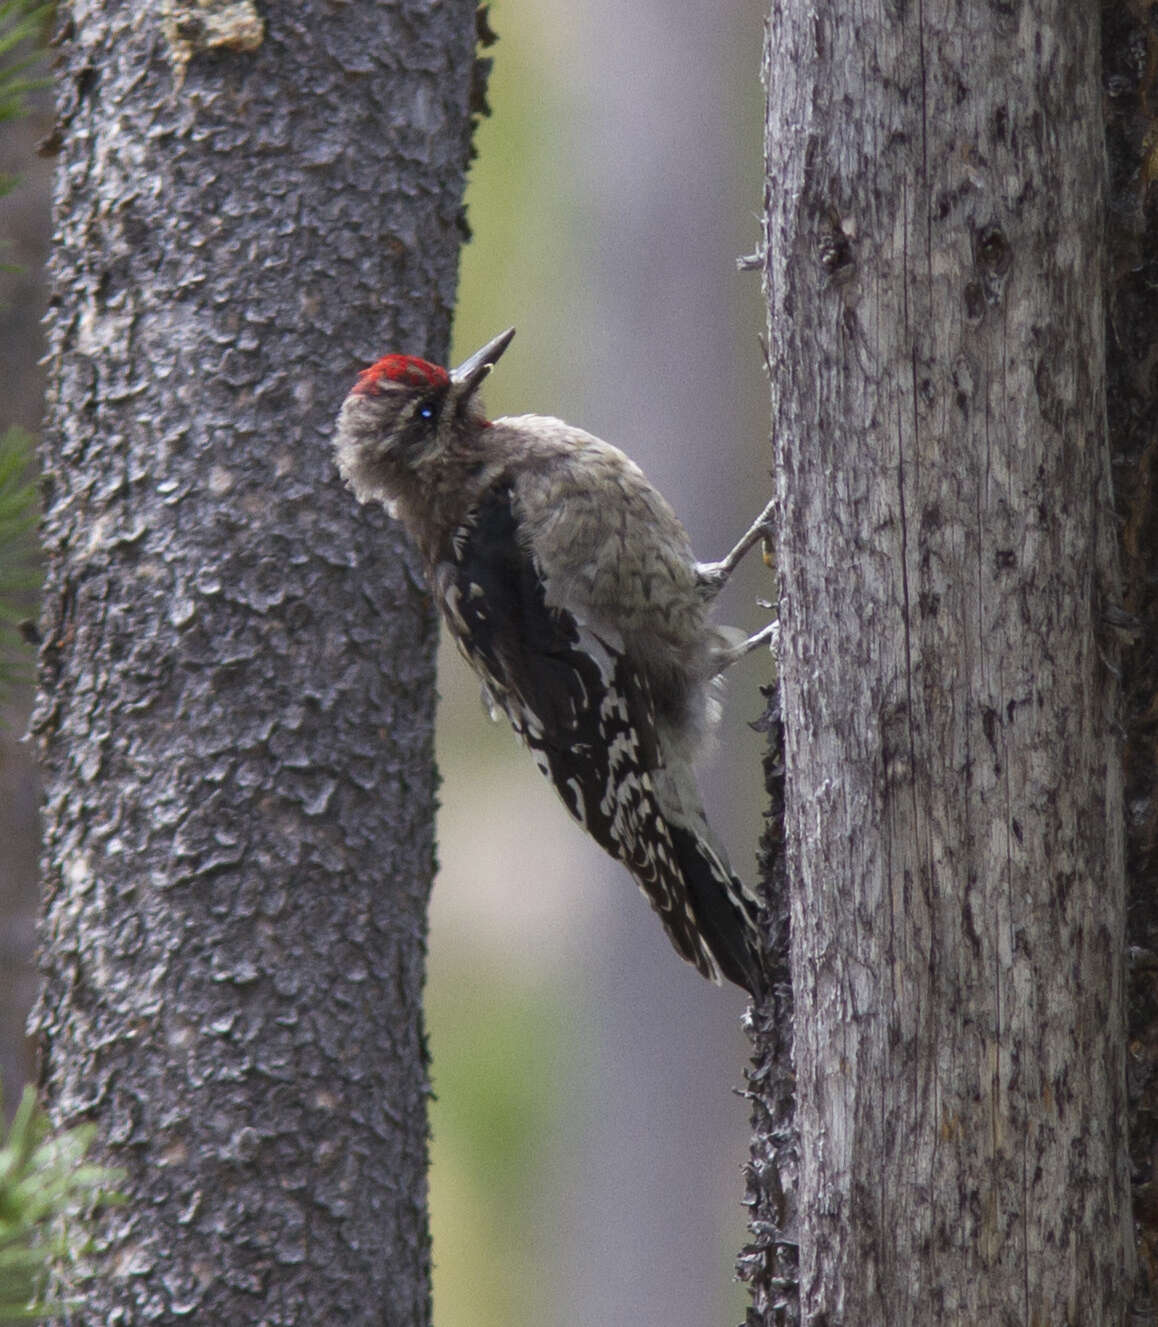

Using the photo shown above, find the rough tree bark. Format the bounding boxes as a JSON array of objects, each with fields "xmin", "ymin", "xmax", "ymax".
[
  {"xmin": 749, "ymin": 2, "xmax": 1133, "ymax": 1322},
  {"xmin": 739, "ymin": 694, "xmax": 797, "ymax": 1326},
  {"xmin": 32, "ymin": 1, "xmax": 482, "ymax": 1321},
  {"xmin": 1104, "ymin": 4, "xmax": 1158, "ymax": 1315}
]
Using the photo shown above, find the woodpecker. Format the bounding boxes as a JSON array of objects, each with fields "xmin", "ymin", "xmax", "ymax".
[{"xmin": 334, "ymin": 328, "xmax": 776, "ymax": 997}]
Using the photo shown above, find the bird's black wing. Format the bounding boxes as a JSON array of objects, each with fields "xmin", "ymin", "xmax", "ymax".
[{"xmin": 433, "ymin": 480, "xmax": 763, "ymax": 995}]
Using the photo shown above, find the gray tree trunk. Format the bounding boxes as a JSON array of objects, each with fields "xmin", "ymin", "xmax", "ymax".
[
  {"xmin": 32, "ymin": 2, "xmax": 481, "ymax": 1321},
  {"xmin": 750, "ymin": 2, "xmax": 1134, "ymax": 1322}
]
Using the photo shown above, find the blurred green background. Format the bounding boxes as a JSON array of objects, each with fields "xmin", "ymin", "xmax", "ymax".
[
  {"xmin": 0, "ymin": 1, "xmax": 774, "ymax": 1323},
  {"xmin": 433, "ymin": 3, "xmax": 772, "ymax": 1322}
]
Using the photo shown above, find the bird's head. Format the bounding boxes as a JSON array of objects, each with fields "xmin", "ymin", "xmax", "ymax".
[{"xmin": 334, "ymin": 327, "xmax": 515, "ymax": 508}]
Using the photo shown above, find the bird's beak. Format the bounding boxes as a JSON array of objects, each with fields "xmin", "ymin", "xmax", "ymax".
[{"xmin": 450, "ymin": 327, "xmax": 516, "ymax": 397}]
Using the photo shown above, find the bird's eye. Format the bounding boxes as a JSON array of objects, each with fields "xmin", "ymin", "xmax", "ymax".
[{"xmin": 419, "ymin": 404, "xmax": 436, "ymax": 420}]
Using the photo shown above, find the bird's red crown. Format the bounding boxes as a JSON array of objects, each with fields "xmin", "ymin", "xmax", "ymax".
[{"xmin": 353, "ymin": 355, "xmax": 449, "ymax": 397}]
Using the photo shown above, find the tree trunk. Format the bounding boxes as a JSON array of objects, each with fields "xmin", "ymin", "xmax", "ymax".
[
  {"xmin": 33, "ymin": 2, "xmax": 480, "ymax": 1321},
  {"xmin": 739, "ymin": 692, "xmax": 798, "ymax": 1326},
  {"xmin": 1104, "ymin": 3, "xmax": 1158, "ymax": 1315},
  {"xmin": 755, "ymin": 2, "xmax": 1133, "ymax": 1321}
]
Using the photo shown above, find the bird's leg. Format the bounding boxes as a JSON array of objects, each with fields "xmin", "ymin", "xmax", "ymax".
[
  {"xmin": 695, "ymin": 497, "xmax": 776, "ymax": 598},
  {"xmin": 711, "ymin": 617, "xmax": 779, "ymax": 677}
]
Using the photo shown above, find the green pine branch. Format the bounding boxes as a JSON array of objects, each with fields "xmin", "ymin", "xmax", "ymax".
[
  {"xmin": 0, "ymin": 0, "xmax": 48, "ymax": 125},
  {"xmin": 0, "ymin": 1084, "xmax": 124, "ymax": 1322},
  {"xmin": 0, "ymin": 0, "xmax": 50, "ymax": 203},
  {"xmin": 0, "ymin": 1, "xmax": 49, "ymax": 699},
  {"xmin": 0, "ymin": 428, "xmax": 39, "ymax": 701}
]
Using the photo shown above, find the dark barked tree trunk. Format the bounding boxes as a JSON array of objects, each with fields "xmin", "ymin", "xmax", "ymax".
[
  {"xmin": 746, "ymin": 1, "xmax": 1134, "ymax": 1322},
  {"xmin": 32, "ymin": 2, "xmax": 482, "ymax": 1321},
  {"xmin": 1105, "ymin": 4, "xmax": 1158, "ymax": 1315}
]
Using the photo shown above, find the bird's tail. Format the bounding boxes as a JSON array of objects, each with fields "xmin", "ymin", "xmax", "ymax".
[{"xmin": 626, "ymin": 763, "xmax": 766, "ymax": 997}]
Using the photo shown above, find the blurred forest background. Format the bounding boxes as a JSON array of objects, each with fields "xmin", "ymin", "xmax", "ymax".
[{"xmin": 0, "ymin": 0, "xmax": 773, "ymax": 1323}]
